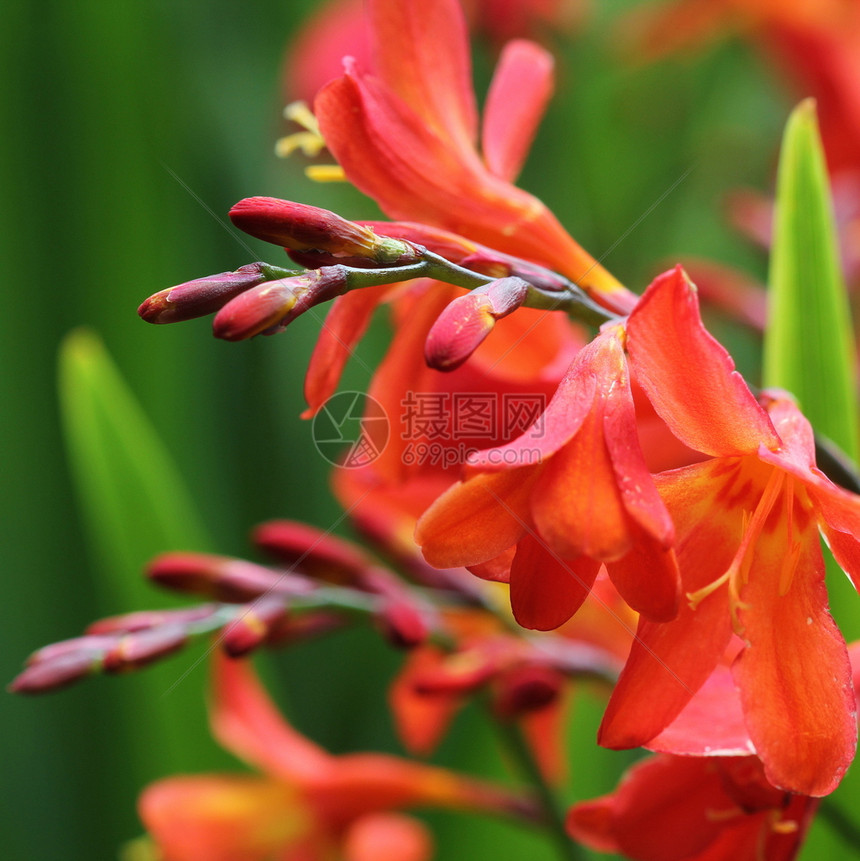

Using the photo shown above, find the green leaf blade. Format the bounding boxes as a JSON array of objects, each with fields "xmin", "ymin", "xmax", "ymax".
[
  {"xmin": 58, "ymin": 328, "xmax": 222, "ymax": 778},
  {"xmin": 764, "ymin": 98, "xmax": 858, "ymax": 462}
]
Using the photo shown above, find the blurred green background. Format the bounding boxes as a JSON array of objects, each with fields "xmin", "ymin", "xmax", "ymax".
[{"xmin": 1, "ymin": 0, "xmax": 854, "ymax": 858}]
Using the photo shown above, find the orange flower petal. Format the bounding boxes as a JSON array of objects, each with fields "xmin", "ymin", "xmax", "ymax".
[
  {"xmin": 211, "ymin": 655, "xmax": 332, "ymax": 783},
  {"xmin": 627, "ymin": 266, "xmax": 779, "ymax": 457},
  {"xmin": 139, "ymin": 775, "xmax": 309, "ymax": 861},
  {"xmin": 342, "ymin": 812, "xmax": 433, "ymax": 861},
  {"xmin": 415, "ymin": 467, "xmax": 541, "ymax": 568},
  {"xmin": 509, "ymin": 534, "xmax": 600, "ymax": 630},
  {"xmin": 367, "ymin": 0, "xmax": 477, "ymax": 156},
  {"xmin": 732, "ymin": 523, "xmax": 857, "ymax": 796},
  {"xmin": 303, "ymin": 283, "xmax": 392, "ymax": 417},
  {"xmin": 598, "ymin": 463, "xmax": 739, "ymax": 747},
  {"xmin": 482, "ymin": 40, "xmax": 554, "ymax": 182}
]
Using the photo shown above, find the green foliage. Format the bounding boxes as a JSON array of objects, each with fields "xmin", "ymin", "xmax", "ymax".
[{"xmin": 764, "ymin": 99, "xmax": 859, "ymax": 461}]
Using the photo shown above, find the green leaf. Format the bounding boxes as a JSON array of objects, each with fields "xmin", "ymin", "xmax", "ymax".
[
  {"xmin": 58, "ymin": 328, "xmax": 221, "ymax": 778},
  {"xmin": 763, "ymin": 99, "xmax": 858, "ymax": 462}
]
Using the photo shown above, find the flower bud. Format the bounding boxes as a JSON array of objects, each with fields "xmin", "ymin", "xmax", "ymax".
[
  {"xmin": 212, "ymin": 266, "xmax": 349, "ymax": 340},
  {"xmin": 229, "ymin": 197, "xmax": 423, "ymax": 265},
  {"xmin": 425, "ymin": 277, "xmax": 529, "ymax": 371},
  {"xmin": 221, "ymin": 596, "xmax": 290, "ymax": 657},
  {"xmin": 86, "ymin": 605, "xmax": 219, "ymax": 635},
  {"xmin": 138, "ymin": 264, "xmax": 268, "ymax": 324},
  {"xmin": 102, "ymin": 624, "xmax": 188, "ymax": 673},
  {"xmin": 492, "ymin": 665, "xmax": 563, "ymax": 719},
  {"xmin": 9, "ymin": 650, "xmax": 101, "ymax": 694},
  {"xmin": 253, "ymin": 520, "xmax": 373, "ymax": 584},
  {"xmin": 25, "ymin": 635, "xmax": 114, "ymax": 666},
  {"xmin": 147, "ymin": 552, "xmax": 312, "ymax": 602}
]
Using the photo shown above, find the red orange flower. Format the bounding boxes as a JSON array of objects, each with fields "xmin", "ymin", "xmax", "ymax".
[
  {"xmin": 598, "ymin": 266, "xmax": 860, "ymax": 797},
  {"xmin": 137, "ymin": 656, "xmax": 535, "ymax": 860},
  {"xmin": 567, "ymin": 753, "xmax": 818, "ymax": 861},
  {"xmin": 314, "ymin": 0, "xmax": 633, "ymax": 311},
  {"xmin": 415, "ymin": 319, "xmax": 681, "ymax": 631}
]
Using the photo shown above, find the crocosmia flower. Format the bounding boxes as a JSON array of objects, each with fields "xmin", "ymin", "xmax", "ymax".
[
  {"xmin": 416, "ymin": 321, "xmax": 681, "ymax": 631},
  {"xmin": 136, "ymin": 656, "xmax": 535, "ymax": 860},
  {"xmin": 314, "ymin": 0, "xmax": 634, "ymax": 311},
  {"xmin": 599, "ymin": 266, "xmax": 860, "ymax": 797},
  {"xmin": 567, "ymin": 752, "xmax": 818, "ymax": 861}
]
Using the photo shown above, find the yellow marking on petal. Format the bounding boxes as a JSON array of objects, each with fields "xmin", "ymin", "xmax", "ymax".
[{"xmin": 305, "ymin": 164, "xmax": 347, "ymax": 183}]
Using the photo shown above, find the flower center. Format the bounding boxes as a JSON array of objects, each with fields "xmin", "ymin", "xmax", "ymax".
[{"xmin": 687, "ymin": 466, "xmax": 787, "ymax": 633}]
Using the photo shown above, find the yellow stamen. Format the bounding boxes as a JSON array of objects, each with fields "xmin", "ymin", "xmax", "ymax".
[
  {"xmin": 305, "ymin": 164, "xmax": 347, "ymax": 182},
  {"xmin": 275, "ymin": 132, "xmax": 327, "ymax": 159},
  {"xmin": 686, "ymin": 468, "xmax": 786, "ymax": 635},
  {"xmin": 274, "ymin": 100, "xmax": 328, "ymax": 159}
]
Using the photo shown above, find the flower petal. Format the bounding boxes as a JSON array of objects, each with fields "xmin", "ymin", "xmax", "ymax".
[
  {"xmin": 531, "ymin": 404, "xmax": 629, "ymax": 560},
  {"xmin": 598, "ymin": 463, "xmax": 738, "ymax": 747},
  {"xmin": 604, "ymin": 529, "xmax": 680, "ymax": 623},
  {"xmin": 211, "ymin": 655, "xmax": 332, "ymax": 783},
  {"xmin": 343, "ymin": 813, "xmax": 433, "ymax": 861},
  {"xmin": 416, "ymin": 466, "xmax": 541, "ymax": 568},
  {"xmin": 509, "ymin": 534, "xmax": 600, "ymax": 630},
  {"xmin": 368, "ymin": 0, "xmax": 477, "ymax": 155},
  {"xmin": 567, "ymin": 755, "xmax": 727, "ymax": 861},
  {"xmin": 139, "ymin": 775, "xmax": 309, "ymax": 861},
  {"xmin": 389, "ymin": 647, "xmax": 463, "ymax": 756},
  {"xmin": 732, "ymin": 521, "xmax": 857, "ymax": 796},
  {"xmin": 647, "ymin": 662, "xmax": 754, "ymax": 756},
  {"xmin": 482, "ymin": 40, "xmax": 554, "ymax": 182},
  {"xmin": 303, "ymin": 283, "xmax": 392, "ymax": 417},
  {"xmin": 464, "ymin": 350, "xmax": 598, "ymax": 475},
  {"xmin": 627, "ymin": 266, "xmax": 779, "ymax": 457}
]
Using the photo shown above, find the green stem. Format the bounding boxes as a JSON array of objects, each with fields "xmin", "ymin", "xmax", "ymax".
[{"xmin": 494, "ymin": 718, "xmax": 585, "ymax": 861}]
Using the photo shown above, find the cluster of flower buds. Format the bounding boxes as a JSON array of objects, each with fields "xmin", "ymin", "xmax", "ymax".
[
  {"xmin": 9, "ymin": 606, "xmax": 212, "ymax": 693},
  {"xmin": 139, "ymin": 262, "xmax": 352, "ymax": 340},
  {"xmin": 253, "ymin": 520, "xmax": 433, "ymax": 648},
  {"xmin": 138, "ymin": 197, "xmax": 616, "ymax": 356}
]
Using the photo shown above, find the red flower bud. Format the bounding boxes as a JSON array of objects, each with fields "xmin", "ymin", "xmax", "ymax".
[
  {"xmin": 425, "ymin": 277, "xmax": 529, "ymax": 371},
  {"xmin": 253, "ymin": 520, "xmax": 373, "ymax": 584},
  {"xmin": 212, "ymin": 266, "xmax": 349, "ymax": 340},
  {"xmin": 147, "ymin": 552, "xmax": 312, "ymax": 602},
  {"xmin": 102, "ymin": 624, "xmax": 188, "ymax": 673},
  {"xmin": 492, "ymin": 664, "xmax": 563, "ymax": 719},
  {"xmin": 221, "ymin": 596, "xmax": 291, "ymax": 657},
  {"xmin": 86, "ymin": 605, "xmax": 219, "ymax": 635},
  {"xmin": 9, "ymin": 650, "xmax": 100, "ymax": 694},
  {"xmin": 229, "ymin": 197, "xmax": 423, "ymax": 265},
  {"xmin": 138, "ymin": 264, "xmax": 268, "ymax": 324}
]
